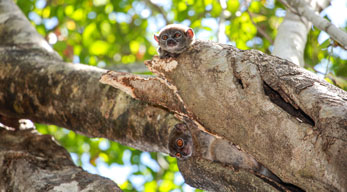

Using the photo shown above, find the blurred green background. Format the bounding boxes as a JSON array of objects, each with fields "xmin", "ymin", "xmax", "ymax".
[{"xmin": 15, "ymin": 0, "xmax": 347, "ymax": 191}]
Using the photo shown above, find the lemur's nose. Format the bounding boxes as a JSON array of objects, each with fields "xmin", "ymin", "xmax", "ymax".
[{"xmin": 167, "ymin": 39, "xmax": 177, "ymax": 46}]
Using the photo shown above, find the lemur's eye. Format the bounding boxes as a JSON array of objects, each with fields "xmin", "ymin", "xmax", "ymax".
[
  {"xmin": 175, "ymin": 152, "xmax": 182, "ymax": 158},
  {"xmin": 176, "ymin": 138, "xmax": 184, "ymax": 147},
  {"xmin": 162, "ymin": 35, "xmax": 168, "ymax": 40},
  {"xmin": 174, "ymin": 33, "xmax": 181, "ymax": 38}
]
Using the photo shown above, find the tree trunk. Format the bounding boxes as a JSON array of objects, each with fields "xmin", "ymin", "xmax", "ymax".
[
  {"xmin": 273, "ymin": 0, "xmax": 330, "ymax": 66},
  {"xmin": 0, "ymin": 0, "xmax": 346, "ymax": 191},
  {"xmin": 107, "ymin": 40, "xmax": 345, "ymax": 192}
]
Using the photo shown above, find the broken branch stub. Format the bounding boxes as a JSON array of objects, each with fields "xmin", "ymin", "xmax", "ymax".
[{"xmin": 100, "ymin": 70, "xmax": 187, "ymax": 115}]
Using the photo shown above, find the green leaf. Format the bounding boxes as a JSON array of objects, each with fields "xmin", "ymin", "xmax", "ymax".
[
  {"xmin": 83, "ymin": 23, "xmax": 97, "ymax": 44},
  {"xmin": 318, "ymin": 39, "xmax": 330, "ymax": 49},
  {"xmin": 227, "ymin": 0, "xmax": 240, "ymax": 13},
  {"xmin": 89, "ymin": 40, "xmax": 109, "ymax": 55},
  {"xmin": 144, "ymin": 181, "xmax": 157, "ymax": 192},
  {"xmin": 72, "ymin": 8, "xmax": 85, "ymax": 21}
]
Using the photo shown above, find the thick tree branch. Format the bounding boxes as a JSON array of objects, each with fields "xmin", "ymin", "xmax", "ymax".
[
  {"xmin": 0, "ymin": 0, "xmax": 178, "ymax": 155},
  {"xmin": 0, "ymin": 127, "xmax": 121, "ymax": 191},
  {"xmin": 0, "ymin": 46, "xmax": 178, "ymax": 153},
  {"xmin": 105, "ymin": 40, "xmax": 347, "ymax": 191},
  {"xmin": 0, "ymin": 48, "xmax": 284, "ymax": 191},
  {"xmin": 0, "ymin": 0, "xmax": 61, "ymax": 59},
  {"xmin": 0, "ymin": 1, "xmax": 286, "ymax": 191}
]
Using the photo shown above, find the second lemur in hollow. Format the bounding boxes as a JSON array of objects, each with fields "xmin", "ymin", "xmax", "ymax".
[
  {"xmin": 154, "ymin": 24, "xmax": 195, "ymax": 58},
  {"xmin": 168, "ymin": 122, "xmax": 305, "ymax": 192},
  {"xmin": 168, "ymin": 121, "xmax": 283, "ymax": 184}
]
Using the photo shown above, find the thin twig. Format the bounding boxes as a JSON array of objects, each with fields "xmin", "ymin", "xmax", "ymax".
[
  {"xmin": 143, "ymin": 0, "xmax": 169, "ymax": 24},
  {"xmin": 246, "ymin": 9, "xmax": 274, "ymax": 44}
]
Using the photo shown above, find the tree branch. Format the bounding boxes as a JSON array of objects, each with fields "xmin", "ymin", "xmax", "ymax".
[
  {"xmin": 246, "ymin": 10, "xmax": 274, "ymax": 44},
  {"xmin": 0, "ymin": 1, "xmax": 284, "ymax": 191},
  {"xmin": 106, "ymin": 62, "xmax": 150, "ymax": 73},
  {"xmin": 0, "ymin": 0, "xmax": 179, "ymax": 154},
  {"xmin": 100, "ymin": 71, "xmax": 187, "ymax": 115},
  {"xmin": 143, "ymin": 0, "xmax": 170, "ymax": 24},
  {"xmin": 282, "ymin": 0, "xmax": 347, "ymax": 49},
  {"xmin": 106, "ymin": 40, "xmax": 347, "ymax": 191},
  {"xmin": 0, "ymin": 46, "xmax": 178, "ymax": 153},
  {"xmin": 0, "ymin": 0, "xmax": 61, "ymax": 59},
  {"xmin": 273, "ymin": 0, "xmax": 330, "ymax": 66},
  {"xmin": 1, "ymin": 0, "xmax": 346, "ymax": 191},
  {"xmin": 0, "ymin": 127, "xmax": 121, "ymax": 191}
]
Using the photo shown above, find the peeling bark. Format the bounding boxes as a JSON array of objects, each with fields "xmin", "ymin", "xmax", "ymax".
[{"xmin": 100, "ymin": 71, "xmax": 187, "ymax": 114}]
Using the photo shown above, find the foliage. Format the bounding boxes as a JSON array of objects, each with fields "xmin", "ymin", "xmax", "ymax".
[{"xmin": 16, "ymin": 0, "xmax": 346, "ymax": 191}]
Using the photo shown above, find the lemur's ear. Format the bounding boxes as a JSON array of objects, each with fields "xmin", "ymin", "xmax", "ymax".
[
  {"xmin": 154, "ymin": 34, "xmax": 160, "ymax": 43},
  {"xmin": 186, "ymin": 28, "xmax": 194, "ymax": 38}
]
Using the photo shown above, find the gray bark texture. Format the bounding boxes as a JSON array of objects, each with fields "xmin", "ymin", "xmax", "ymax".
[
  {"xmin": 0, "ymin": 0, "xmax": 176, "ymax": 191},
  {"xmin": 0, "ymin": 0, "xmax": 346, "ymax": 191},
  {"xmin": 0, "ymin": 126, "xmax": 122, "ymax": 192}
]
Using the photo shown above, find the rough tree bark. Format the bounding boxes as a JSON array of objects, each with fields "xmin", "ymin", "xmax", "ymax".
[
  {"xmin": 0, "ymin": 0, "xmax": 346, "ymax": 192},
  {"xmin": 102, "ymin": 40, "xmax": 347, "ymax": 192},
  {"xmin": 0, "ymin": 123, "xmax": 122, "ymax": 192},
  {"xmin": 0, "ymin": 0, "xmax": 175, "ymax": 191}
]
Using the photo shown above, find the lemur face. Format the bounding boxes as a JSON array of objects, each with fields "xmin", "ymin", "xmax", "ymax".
[
  {"xmin": 154, "ymin": 24, "xmax": 194, "ymax": 54},
  {"xmin": 168, "ymin": 123, "xmax": 193, "ymax": 160}
]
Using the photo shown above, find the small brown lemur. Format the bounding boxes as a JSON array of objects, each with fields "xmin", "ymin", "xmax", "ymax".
[
  {"xmin": 168, "ymin": 121, "xmax": 282, "ymax": 184},
  {"xmin": 154, "ymin": 24, "xmax": 195, "ymax": 58}
]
